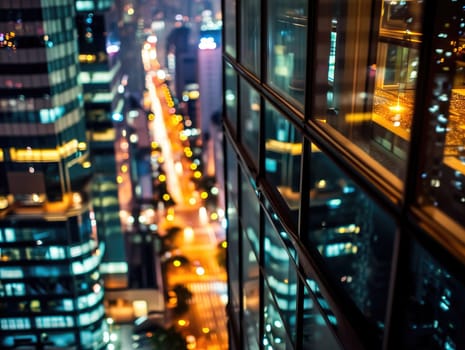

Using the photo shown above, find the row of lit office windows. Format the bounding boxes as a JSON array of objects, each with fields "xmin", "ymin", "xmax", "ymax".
[
  {"xmin": 0, "ymin": 239, "xmax": 97, "ymax": 261},
  {"xmin": 2, "ymin": 325, "xmax": 106, "ymax": 350},
  {"xmin": 1, "ymin": 64, "xmax": 78, "ymax": 90},
  {"xmin": 0, "ymin": 287, "xmax": 103, "ymax": 312},
  {"xmin": 1, "ymin": 304, "xmax": 104, "ymax": 330},
  {"xmin": 0, "ymin": 213, "xmax": 93, "ymax": 244},
  {"xmin": 0, "ymin": 244, "xmax": 102, "ymax": 279},
  {"xmin": 0, "ymin": 269, "xmax": 100, "ymax": 297},
  {"xmin": 0, "ymin": 40, "xmax": 78, "ymax": 65}
]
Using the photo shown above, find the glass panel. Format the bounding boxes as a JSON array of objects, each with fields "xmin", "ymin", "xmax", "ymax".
[
  {"xmin": 267, "ymin": 0, "xmax": 308, "ymax": 108},
  {"xmin": 226, "ymin": 140, "xmax": 239, "ymax": 208},
  {"xmin": 240, "ymin": 79, "xmax": 260, "ymax": 167},
  {"xmin": 302, "ymin": 284, "xmax": 342, "ymax": 350},
  {"xmin": 227, "ymin": 149, "xmax": 241, "ymax": 333},
  {"xmin": 263, "ymin": 196, "xmax": 297, "ymax": 263},
  {"xmin": 304, "ymin": 148, "xmax": 396, "ymax": 330},
  {"xmin": 240, "ymin": 0, "xmax": 261, "ymax": 75},
  {"xmin": 312, "ymin": 0, "xmax": 424, "ymax": 184},
  {"xmin": 224, "ymin": 0, "xmax": 237, "ymax": 57},
  {"xmin": 264, "ymin": 215, "xmax": 297, "ymax": 346},
  {"xmin": 400, "ymin": 239, "xmax": 465, "ymax": 349},
  {"xmin": 241, "ymin": 169, "xmax": 260, "ymax": 255},
  {"xmin": 225, "ymin": 62, "xmax": 238, "ymax": 133},
  {"xmin": 264, "ymin": 102, "xmax": 302, "ymax": 223},
  {"xmin": 263, "ymin": 284, "xmax": 294, "ymax": 350},
  {"xmin": 242, "ymin": 235, "xmax": 260, "ymax": 350},
  {"xmin": 417, "ymin": 3, "xmax": 465, "ymax": 230}
]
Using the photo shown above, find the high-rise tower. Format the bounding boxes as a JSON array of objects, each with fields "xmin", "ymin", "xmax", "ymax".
[
  {"xmin": 75, "ymin": 0, "xmax": 128, "ymax": 290},
  {"xmin": 0, "ymin": 2, "xmax": 106, "ymax": 348}
]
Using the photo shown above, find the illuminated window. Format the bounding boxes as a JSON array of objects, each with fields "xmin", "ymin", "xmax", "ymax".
[
  {"xmin": 5, "ymin": 283, "xmax": 25, "ymax": 296},
  {"xmin": 1, "ymin": 318, "xmax": 31, "ymax": 330}
]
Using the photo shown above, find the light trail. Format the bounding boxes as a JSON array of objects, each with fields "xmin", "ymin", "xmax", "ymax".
[{"xmin": 146, "ymin": 72, "xmax": 184, "ymax": 205}]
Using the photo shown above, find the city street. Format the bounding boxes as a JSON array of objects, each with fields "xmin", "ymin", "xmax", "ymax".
[{"xmin": 108, "ymin": 20, "xmax": 229, "ymax": 349}]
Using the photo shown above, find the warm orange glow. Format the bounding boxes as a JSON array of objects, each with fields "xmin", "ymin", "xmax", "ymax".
[
  {"xmin": 9, "ymin": 139, "xmax": 83, "ymax": 162},
  {"xmin": 345, "ymin": 112, "xmax": 372, "ymax": 123},
  {"xmin": 265, "ymin": 139, "xmax": 302, "ymax": 155},
  {"xmin": 177, "ymin": 319, "xmax": 188, "ymax": 327}
]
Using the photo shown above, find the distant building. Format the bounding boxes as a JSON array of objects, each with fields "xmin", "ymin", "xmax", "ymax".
[
  {"xmin": 0, "ymin": 1, "xmax": 106, "ymax": 349},
  {"xmin": 197, "ymin": 23, "xmax": 222, "ymax": 177},
  {"xmin": 223, "ymin": 1, "xmax": 465, "ymax": 350},
  {"xmin": 76, "ymin": 0, "xmax": 128, "ymax": 289}
]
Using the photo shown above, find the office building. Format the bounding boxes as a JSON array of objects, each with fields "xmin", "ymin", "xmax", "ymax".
[
  {"xmin": 0, "ymin": 1, "xmax": 106, "ymax": 349},
  {"xmin": 223, "ymin": 1, "xmax": 465, "ymax": 349},
  {"xmin": 198, "ymin": 18, "xmax": 222, "ymax": 178},
  {"xmin": 75, "ymin": 0, "xmax": 128, "ymax": 289}
]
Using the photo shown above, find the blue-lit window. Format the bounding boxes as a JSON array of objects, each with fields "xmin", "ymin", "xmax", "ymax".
[
  {"xmin": 304, "ymin": 148, "xmax": 396, "ymax": 331},
  {"xmin": 79, "ymin": 305, "xmax": 105, "ymax": 326},
  {"xmin": 302, "ymin": 283, "xmax": 342, "ymax": 349},
  {"xmin": 0, "ymin": 267, "xmax": 24, "ymax": 279},
  {"xmin": 36, "ymin": 316, "xmax": 74, "ymax": 328},
  {"xmin": 0, "ymin": 318, "xmax": 31, "ymax": 330},
  {"xmin": 4, "ymin": 283, "xmax": 26, "ymax": 296},
  {"xmin": 263, "ymin": 284, "xmax": 294, "ymax": 350},
  {"xmin": 398, "ymin": 239, "xmax": 465, "ymax": 349},
  {"xmin": 264, "ymin": 214, "xmax": 297, "ymax": 345}
]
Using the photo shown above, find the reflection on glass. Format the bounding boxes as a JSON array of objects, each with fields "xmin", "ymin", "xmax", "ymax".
[
  {"xmin": 313, "ymin": 0, "xmax": 424, "ymax": 183},
  {"xmin": 263, "ymin": 196, "xmax": 297, "ymax": 262},
  {"xmin": 241, "ymin": 168, "xmax": 260, "ymax": 255},
  {"xmin": 264, "ymin": 215, "xmax": 297, "ymax": 345},
  {"xmin": 264, "ymin": 102, "xmax": 302, "ymax": 220},
  {"xmin": 401, "ymin": 240, "xmax": 465, "ymax": 349},
  {"xmin": 263, "ymin": 284, "xmax": 294, "ymax": 350},
  {"xmin": 418, "ymin": 4, "xmax": 465, "ymax": 229},
  {"xmin": 224, "ymin": 0, "xmax": 236, "ymax": 57},
  {"xmin": 240, "ymin": 0, "xmax": 260, "ymax": 75},
  {"xmin": 305, "ymin": 149, "xmax": 395, "ymax": 330},
  {"xmin": 302, "ymin": 284, "xmax": 342, "ymax": 350},
  {"xmin": 225, "ymin": 62, "xmax": 238, "ymax": 132},
  {"xmin": 240, "ymin": 79, "xmax": 260, "ymax": 166},
  {"xmin": 226, "ymin": 150, "xmax": 240, "ymax": 333},
  {"xmin": 268, "ymin": 0, "xmax": 308, "ymax": 107},
  {"xmin": 226, "ymin": 140, "xmax": 238, "ymax": 208},
  {"xmin": 242, "ymin": 236, "xmax": 260, "ymax": 350}
]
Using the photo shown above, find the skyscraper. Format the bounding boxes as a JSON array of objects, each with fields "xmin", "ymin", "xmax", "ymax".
[
  {"xmin": 75, "ymin": 0, "xmax": 128, "ymax": 289},
  {"xmin": 0, "ymin": 2, "xmax": 106, "ymax": 348},
  {"xmin": 223, "ymin": 0, "xmax": 465, "ymax": 349}
]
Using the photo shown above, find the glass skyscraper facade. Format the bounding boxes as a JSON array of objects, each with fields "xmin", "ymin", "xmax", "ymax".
[
  {"xmin": 75, "ymin": 0, "xmax": 128, "ymax": 289},
  {"xmin": 223, "ymin": 0, "xmax": 465, "ymax": 349},
  {"xmin": 0, "ymin": 1, "xmax": 106, "ymax": 348}
]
